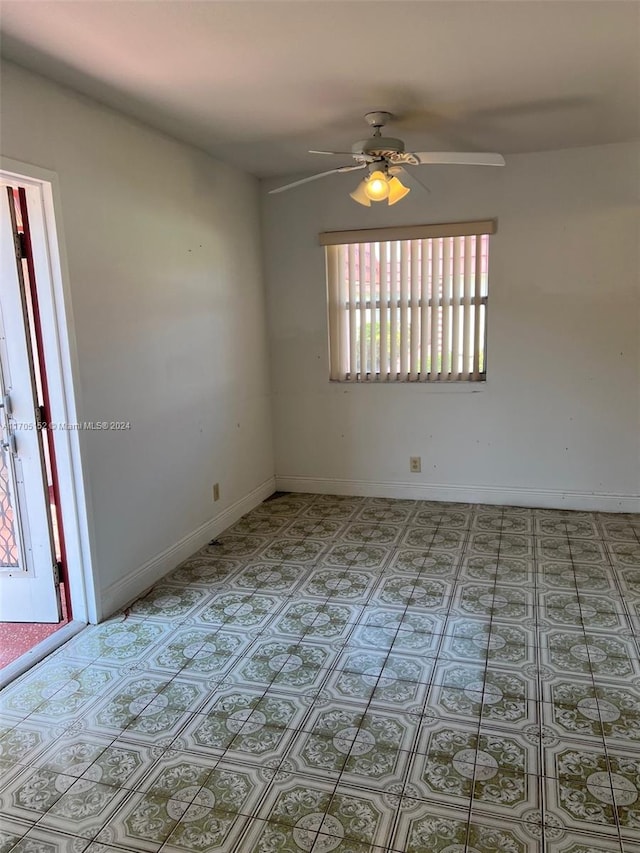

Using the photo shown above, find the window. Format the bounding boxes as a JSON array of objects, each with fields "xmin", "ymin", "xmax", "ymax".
[{"xmin": 322, "ymin": 219, "xmax": 495, "ymax": 382}]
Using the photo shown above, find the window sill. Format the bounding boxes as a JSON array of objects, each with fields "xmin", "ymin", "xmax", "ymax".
[{"xmin": 329, "ymin": 380, "xmax": 488, "ymax": 392}]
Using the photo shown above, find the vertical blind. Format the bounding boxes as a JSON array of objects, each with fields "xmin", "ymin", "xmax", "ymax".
[{"xmin": 323, "ymin": 220, "xmax": 495, "ymax": 382}]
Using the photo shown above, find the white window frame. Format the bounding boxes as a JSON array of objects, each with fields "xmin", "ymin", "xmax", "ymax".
[{"xmin": 322, "ymin": 219, "xmax": 496, "ymax": 383}]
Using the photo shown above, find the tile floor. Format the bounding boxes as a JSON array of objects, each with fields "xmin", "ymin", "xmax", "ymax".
[{"xmin": 1, "ymin": 493, "xmax": 639, "ymax": 853}]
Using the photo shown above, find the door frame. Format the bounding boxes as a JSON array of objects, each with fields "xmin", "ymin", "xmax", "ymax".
[
  {"xmin": 0, "ymin": 188, "xmax": 61, "ymax": 621},
  {"xmin": 1, "ymin": 157, "xmax": 98, "ymax": 625}
]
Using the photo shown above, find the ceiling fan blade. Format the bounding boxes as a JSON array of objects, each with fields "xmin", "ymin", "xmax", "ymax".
[
  {"xmin": 269, "ymin": 164, "xmax": 365, "ymax": 195},
  {"xmin": 413, "ymin": 152, "xmax": 505, "ymax": 166},
  {"xmin": 309, "ymin": 150, "xmax": 354, "ymax": 156},
  {"xmin": 396, "ymin": 166, "xmax": 431, "ymax": 195}
]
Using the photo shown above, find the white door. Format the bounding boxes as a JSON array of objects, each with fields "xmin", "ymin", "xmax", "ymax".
[{"xmin": 0, "ymin": 188, "xmax": 61, "ymax": 622}]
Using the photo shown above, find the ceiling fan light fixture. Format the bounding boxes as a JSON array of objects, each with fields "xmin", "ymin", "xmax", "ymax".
[
  {"xmin": 349, "ymin": 180, "xmax": 372, "ymax": 207},
  {"xmin": 271, "ymin": 111, "xmax": 505, "ymax": 199},
  {"xmin": 387, "ymin": 176, "xmax": 410, "ymax": 206},
  {"xmin": 364, "ymin": 170, "xmax": 390, "ymax": 201}
]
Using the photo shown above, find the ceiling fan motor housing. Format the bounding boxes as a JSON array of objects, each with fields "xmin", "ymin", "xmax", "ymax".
[
  {"xmin": 352, "ymin": 137, "xmax": 419, "ymax": 165},
  {"xmin": 351, "ymin": 113, "xmax": 421, "ymax": 164},
  {"xmin": 353, "ymin": 136, "xmax": 406, "ymax": 157}
]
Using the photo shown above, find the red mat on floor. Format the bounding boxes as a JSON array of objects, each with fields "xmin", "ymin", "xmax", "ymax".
[{"xmin": 0, "ymin": 584, "xmax": 69, "ymax": 668}]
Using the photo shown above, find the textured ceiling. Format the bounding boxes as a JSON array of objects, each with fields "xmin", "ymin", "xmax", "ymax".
[{"xmin": 1, "ymin": 1, "xmax": 638, "ymax": 177}]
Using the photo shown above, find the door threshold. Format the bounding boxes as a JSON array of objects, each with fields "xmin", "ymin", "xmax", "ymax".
[{"xmin": 0, "ymin": 619, "xmax": 86, "ymax": 689}]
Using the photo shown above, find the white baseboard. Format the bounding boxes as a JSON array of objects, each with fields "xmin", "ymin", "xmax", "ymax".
[
  {"xmin": 100, "ymin": 476, "xmax": 276, "ymax": 620},
  {"xmin": 275, "ymin": 476, "xmax": 640, "ymax": 513}
]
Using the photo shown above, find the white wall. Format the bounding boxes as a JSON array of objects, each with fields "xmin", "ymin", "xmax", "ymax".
[
  {"xmin": 262, "ymin": 142, "xmax": 640, "ymax": 511},
  {"xmin": 1, "ymin": 61, "xmax": 275, "ymax": 618}
]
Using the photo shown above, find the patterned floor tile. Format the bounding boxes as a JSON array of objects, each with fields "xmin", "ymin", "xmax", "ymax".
[
  {"xmin": 618, "ymin": 567, "xmax": 640, "ymax": 596},
  {"xmin": 0, "ymin": 816, "xmax": 29, "ymax": 852},
  {"xmin": 210, "ymin": 533, "xmax": 270, "ymax": 558},
  {"xmin": 539, "ymin": 592, "xmax": 627, "ymax": 631},
  {"xmin": 179, "ymin": 692, "xmax": 301, "ymax": 762},
  {"xmin": 94, "ymin": 791, "xmax": 185, "ymax": 851},
  {"xmin": 350, "ymin": 610, "xmax": 442, "ymax": 657},
  {"xmin": 230, "ymin": 560, "xmax": 307, "ymax": 593},
  {"xmin": 327, "ymin": 664, "xmax": 429, "ymax": 709},
  {"xmin": 8, "ymin": 826, "xmax": 90, "ymax": 853},
  {"xmin": 459, "ymin": 553, "xmax": 534, "ymax": 586},
  {"xmin": 545, "ymin": 833, "xmax": 624, "ymax": 853},
  {"xmin": 127, "ymin": 584, "xmax": 208, "ymax": 621},
  {"xmin": 135, "ymin": 753, "xmax": 216, "ymax": 801},
  {"xmin": 33, "ymin": 736, "xmax": 112, "ymax": 779},
  {"xmin": 541, "ymin": 694, "xmax": 607, "ymax": 744},
  {"xmin": 62, "ymin": 620, "xmax": 168, "ymax": 664},
  {"xmin": 356, "ymin": 504, "xmax": 413, "ymax": 524},
  {"xmin": 598, "ymin": 515, "xmax": 640, "ymax": 539},
  {"xmin": 454, "ymin": 582, "xmax": 534, "ymax": 621},
  {"xmin": 468, "ymin": 532, "xmax": 534, "ymax": 558},
  {"xmin": 393, "ymin": 804, "xmax": 540, "ymax": 853},
  {"xmin": 0, "ymin": 756, "xmax": 28, "ymax": 796},
  {"xmin": 283, "ymin": 518, "xmax": 348, "ymax": 541},
  {"xmin": 535, "ymin": 518, "xmax": 600, "ymax": 538},
  {"xmin": 428, "ymin": 663, "xmax": 538, "ymax": 728},
  {"xmin": 30, "ymin": 665, "xmax": 122, "ymax": 725},
  {"xmin": 1, "ymin": 495, "xmax": 639, "ymax": 853},
  {"xmin": 332, "ymin": 648, "xmax": 431, "ymax": 683},
  {"xmin": 389, "ymin": 548, "xmax": 458, "ymax": 576},
  {"xmin": 0, "ymin": 765, "xmax": 79, "ymax": 822},
  {"xmin": 38, "ymin": 775, "xmax": 132, "ymax": 837},
  {"xmin": 161, "ymin": 805, "xmax": 251, "ymax": 853},
  {"xmin": 373, "ymin": 575, "xmax": 451, "ymax": 609},
  {"xmin": 401, "ymin": 527, "xmax": 466, "ymax": 553},
  {"xmin": 608, "ymin": 541, "xmax": 640, "ymax": 568},
  {"xmin": 261, "ymin": 538, "xmax": 328, "ymax": 564},
  {"xmin": 291, "ymin": 706, "xmax": 415, "ymax": 788},
  {"xmin": 340, "ymin": 522, "xmax": 402, "ymax": 546},
  {"xmin": 149, "ymin": 627, "xmax": 247, "ymax": 676},
  {"xmin": 536, "ymin": 561, "xmax": 615, "ymax": 593},
  {"xmin": 167, "ymin": 556, "xmax": 242, "ymax": 588},
  {"xmin": 303, "ymin": 502, "xmax": 362, "ymax": 521},
  {"xmin": 543, "ymin": 680, "xmax": 640, "ymax": 745},
  {"xmin": 274, "ymin": 601, "xmax": 360, "ymax": 640},
  {"xmin": 0, "ymin": 659, "xmax": 90, "ymax": 719},
  {"xmin": 194, "ymin": 591, "xmax": 283, "ymax": 630},
  {"xmin": 299, "ymin": 568, "xmax": 377, "ymax": 602},
  {"xmin": 541, "ymin": 630, "xmax": 638, "ymax": 679},
  {"xmin": 322, "ymin": 544, "xmax": 392, "ymax": 570},
  {"xmin": 440, "ymin": 619, "xmax": 536, "ymax": 668},
  {"xmin": 474, "ymin": 512, "xmax": 534, "ymax": 534},
  {"xmin": 232, "ymin": 638, "xmax": 334, "ymax": 693},
  {"xmin": 410, "ymin": 722, "xmax": 539, "ymax": 816},
  {"xmin": 228, "ymin": 514, "xmax": 290, "ymax": 538},
  {"xmin": 414, "ymin": 508, "xmax": 472, "ymax": 530},
  {"xmin": 251, "ymin": 495, "xmax": 314, "ymax": 517},
  {"xmin": 0, "ymin": 725, "xmax": 63, "ymax": 782},
  {"xmin": 544, "ymin": 744, "xmax": 640, "ymax": 836},
  {"xmin": 254, "ymin": 779, "xmax": 393, "ymax": 849},
  {"xmin": 538, "ymin": 537, "xmax": 607, "ymax": 564}
]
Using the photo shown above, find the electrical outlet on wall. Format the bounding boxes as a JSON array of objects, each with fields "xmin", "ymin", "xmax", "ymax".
[
  {"xmin": 410, "ymin": 457, "xmax": 421, "ymax": 473},
  {"xmin": 213, "ymin": 483, "xmax": 220, "ymax": 501}
]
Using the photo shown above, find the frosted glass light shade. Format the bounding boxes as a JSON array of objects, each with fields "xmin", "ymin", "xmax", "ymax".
[
  {"xmin": 387, "ymin": 176, "xmax": 410, "ymax": 205},
  {"xmin": 364, "ymin": 170, "xmax": 390, "ymax": 201},
  {"xmin": 350, "ymin": 180, "xmax": 372, "ymax": 206},
  {"xmin": 350, "ymin": 172, "xmax": 410, "ymax": 206}
]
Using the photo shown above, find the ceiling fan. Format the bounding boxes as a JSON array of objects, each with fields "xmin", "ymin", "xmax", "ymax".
[{"xmin": 269, "ymin": 111, "xmax": 505, "ymax": 206}]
